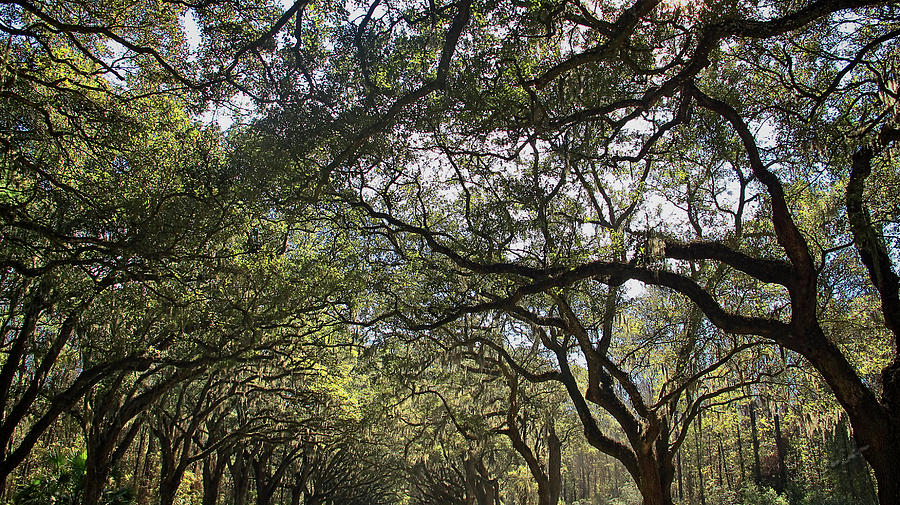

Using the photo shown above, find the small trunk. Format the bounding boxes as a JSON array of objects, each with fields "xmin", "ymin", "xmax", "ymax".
[
  {"xmin": 138, "ymin": 432, "xmax": 157, "ymax": 504},
  {"xmin": 676, "ymin": 451, "xmax": 683, "ymax": 501},
  {"xmin": 773, "ymin": 410, "xmax": 788, "ymax": 492},
  {"xmin": 839, "ymin": 420, "xmax": 859, "ymax": 501},
  {"xmin": 548, "ymin": 425, "xmax": 562, "ymax": 505},
  {"xmin": 694, "ymin": 410, "xmax": 706, "ymax": 505},
  {"xmin": 716, "ymin": 435, "xmax": 723, "ymax": 488},
  {"xmin": 720, "ymin": 436, "xmax": 733, "ymax": 490},
  {"xmin": 749, "ymin": 402, "xmax": 761, "ymax": 486},
  {"xmin": 685, "ymin": 459, "xmax": 694, "ymax": 504},
  {"xmin": 736, "ymin": 421, "xmax": 745, "ymax": 484},
  {"xmin": 131, "ymin": 428, "xmax": 147, "ymax": 491}
]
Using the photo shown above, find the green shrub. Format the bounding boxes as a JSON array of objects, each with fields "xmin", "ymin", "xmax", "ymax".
[
  {"xmin": 12, "ymin": 450, "xmax": 133, "ymax": 505},
  {"xmin": 738, "ymin": 485, "xmax": 789, "ymax": 505}
]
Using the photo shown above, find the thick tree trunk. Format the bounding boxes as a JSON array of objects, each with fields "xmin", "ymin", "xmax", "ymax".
[
  {"xmin": 230, "ymin": 451, "xmax": 251, "ymax": 505},
  {"xmin": 156, "ymin": 440, "xmax": 187, "ymax": 505},
  {"xmin": 84, "ymin": 433, "xmax": 115, "ymax": 505},
  {"xmin": 256, "ymin": 484, "xmax": 276, "ymax": 505},
  {"xmin": 463, "ymin": 456, "xmax": 494, "ymax": 505},
  {"xmin": 233, "ymin": 474, "xmax": 250, "ymax": 505},
  {"xmin": 867, "ymin": 432, "xmax": 900, "ymax": 505},
  {"xmin": 687, "ymin": 94, "xmax": 900, "ymax": 505},
  {"xmin": 202, "ymin": 453, "xmax": 227, "ymax": 505},
  {"xmin": 635, "ymin": 457, "xmax": 674, "ymax": 505},
  {"xmin": 634, "ymin": 436, "xmax": 675, "ymax": 505},
  {"xmin": 838, "ymin": 384, "xmax": 900, "ymax": 505},
  {"xmin": 0, "ymin": 309, "xmax": 85, "ymax": 490},
  {"xmin": 792, "ymin": 333, "xmax": 900, "ymax": 505},
  {"xmin": 82, "ymin": 463, "xmax": 111, "ymax": 505},
  {"xmin": 158, "ymin": 476, "xmax": 181, "ymax": 505},
  {"xmin": 83, "ymin": 416, "xmax": 141, "ymax": 505}
]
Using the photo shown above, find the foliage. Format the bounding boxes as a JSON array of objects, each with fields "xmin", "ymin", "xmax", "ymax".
[
  {"xmin": 736, "ymin": 486, "xmax": 789, "ymax": 505},
  {"xmin": 4, "ymin": 0, "xmax": 900, "ymax": 503},
  {"xmin": 12, "ymin": 450, "xmax": 133, "ymax": 505}
]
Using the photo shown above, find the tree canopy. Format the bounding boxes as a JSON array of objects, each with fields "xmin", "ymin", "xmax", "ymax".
[{"xmin": 1, "ymin": 0, "xmax": 899, "ymax": 504}]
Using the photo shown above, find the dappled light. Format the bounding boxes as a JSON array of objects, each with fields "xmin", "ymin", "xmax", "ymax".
[{"xmin": 1, "ymin": 0, "xmax": 898, "ymax": 504}]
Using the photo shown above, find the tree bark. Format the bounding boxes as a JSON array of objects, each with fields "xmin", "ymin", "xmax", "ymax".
[
  {"xmin": 773, "ymin": 410, "xmax": 787, "ymax": 493},
  {"xmin": 749, "ymin": 403, "xmax": 761, "ymax": 486},
  {"xmin": 676, "ymin": 451, "xmax": 683, "ymax": 501},
  {"xmin": 692, "ymin": 88, "xmax": 900, "ymax": 505},
  {"xmin": 548, "ymin": 424, "xmax": 562, "ymax": 505},
  {"xmin": 202, "ymin": 452, "xmax": 227, "ymax": 505},
  {"xmin": 229, "ymin": 450, "xmax": 251, "ymax": 505},
  {"xmin": 736, "ymin": 420, "xmax": 745, "ymax": 484},
  {"xmin": 83, "ymin": 420, "xmax": 140, "ymax": 505},
  {"xmin": 694, "ymin": 410, "xmax": 705, "ymax": 505}
]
